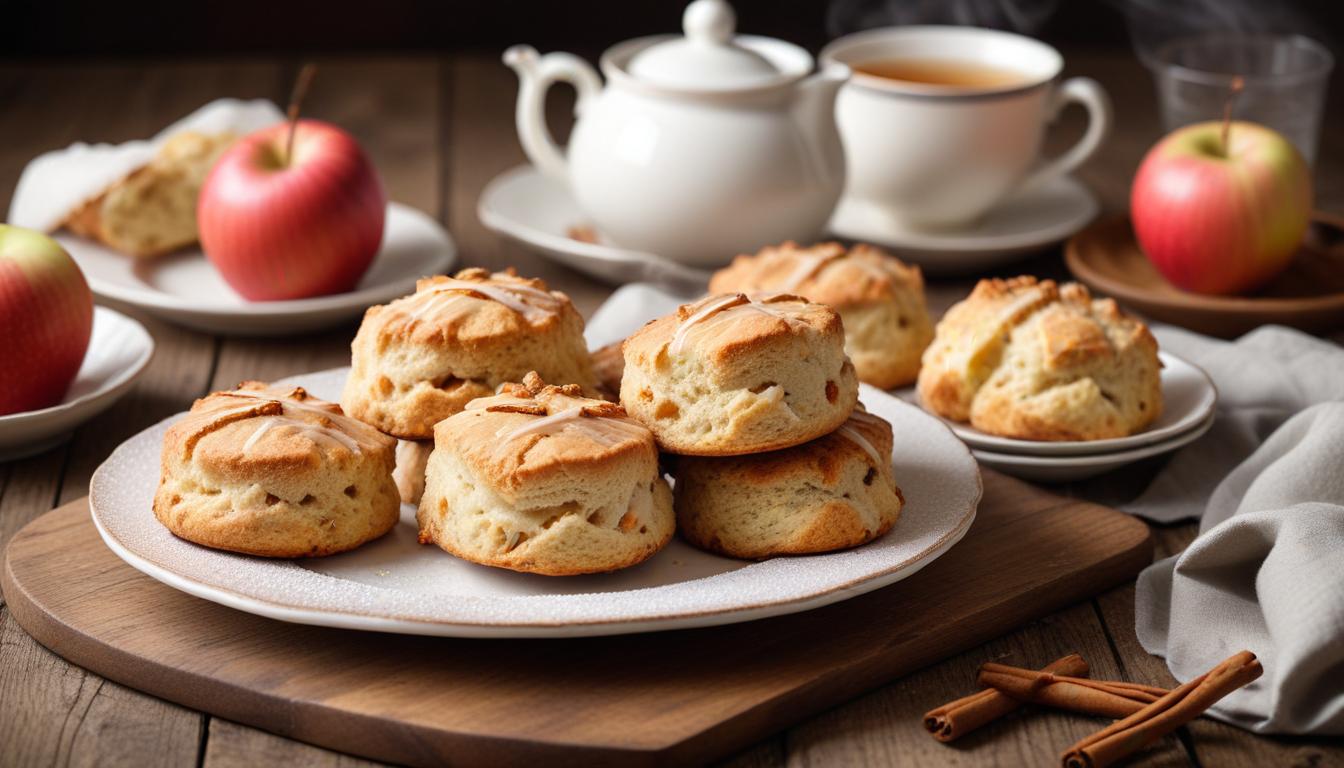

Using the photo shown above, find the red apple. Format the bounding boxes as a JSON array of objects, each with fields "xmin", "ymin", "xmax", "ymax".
[
  {"xmin": 0, "ymin": 225, "xmax": 94, "ymax": 415},
  {"xmin": 198, "ymin": 119, "xmax": 385, "ymax": 301},
  {"xmin": 1131, "ymin": 120, "xmax": 1312, "ymax": 295}
]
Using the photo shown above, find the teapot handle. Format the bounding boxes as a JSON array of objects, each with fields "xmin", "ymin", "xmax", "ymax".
[{"xmin": 503, "ymin": 46, "xmax": 603, "ymax": 185}]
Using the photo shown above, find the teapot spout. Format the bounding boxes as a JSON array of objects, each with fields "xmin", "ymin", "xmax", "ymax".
[{"xmin": 792, "ymin": 62, "xmax": 850, "ymax": 186}]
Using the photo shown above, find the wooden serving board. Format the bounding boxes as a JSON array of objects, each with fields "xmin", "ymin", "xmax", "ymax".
[{"xmin": 2, "ymin": 470, "xmax": 1149, "ymax": 768}]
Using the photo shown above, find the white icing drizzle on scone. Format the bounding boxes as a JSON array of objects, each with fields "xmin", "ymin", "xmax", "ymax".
[
  {"xmin": 777, "ymin": 249, "xmax": 841, "ymax": 291},
  {"xmin": 495, "ymin": 405, "xmax": 648, "ymax": 449},
  {"xmin": 216, "ymin": 389, "xmax": 379, "ymax": 455},
  {"xmin": 405, "ymin": 277, "xmax": 560, "ymax": 325},
  {"xmin": 837, "ymin": 410, "xmax": 886, "ymax": 467},
  {"xmin": 669, "ymin": 293, "xmax": 811, "ymax": 354}
]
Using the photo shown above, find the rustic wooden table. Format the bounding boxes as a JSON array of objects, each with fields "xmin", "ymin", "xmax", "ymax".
[{"xmin": 1, "ymin": 51, "xmax": 1341, "ymax": 767}]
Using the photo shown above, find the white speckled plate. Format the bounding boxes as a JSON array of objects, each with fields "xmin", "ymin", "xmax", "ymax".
[
  {"xmin": 89, "ymin": 370, "xmax": 981, "ymax": 638},
  {"xmin": 898, "ymin": 352, "xmax": 1217, "ymax": 457},
  {"xmin": 60, "ymin": 203, "xmax": 456, "ymax": 336}
]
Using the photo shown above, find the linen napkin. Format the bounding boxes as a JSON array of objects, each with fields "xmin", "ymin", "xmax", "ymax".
[{"xmin": 1128, "ymin": 325, "xmax": 1344, "ymax": 735}]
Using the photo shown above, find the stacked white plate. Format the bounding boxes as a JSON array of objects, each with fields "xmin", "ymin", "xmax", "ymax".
[{"xmin": 908, "ymin": 351, "xmax": 1218, "ymax": 482}]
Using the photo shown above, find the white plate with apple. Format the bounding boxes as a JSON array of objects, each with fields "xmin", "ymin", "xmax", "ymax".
[
  {"xmin": 61, "ymin": 202, "xmax": 456, "ymax": 336},
  {"xmin": 0, "ymin": 305, "xmax": 154, "ymax": 461}
]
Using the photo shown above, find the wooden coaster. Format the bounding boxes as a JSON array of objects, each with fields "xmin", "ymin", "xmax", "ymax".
[
  {"xmin": 1066, "ymin": 214, "xmax": 1344, "ymax": 338},
  {"xmin": 2, "ymin": 471, "xmax": 1150, "ymax": 767}
]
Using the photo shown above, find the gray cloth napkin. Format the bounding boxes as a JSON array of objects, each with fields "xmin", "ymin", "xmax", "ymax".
[{"xmin": 1129, "ymin": 325, "xmax": 1344, "ymax": 735}]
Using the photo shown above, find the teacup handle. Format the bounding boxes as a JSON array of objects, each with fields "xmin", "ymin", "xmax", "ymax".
[
  {"xmin": 503, "ymin": 45, "xmax": 604, "ymax": 185},
  {"xmin": 1018, "ymin": 77, "xmax": 1112, "ymax": 193}
]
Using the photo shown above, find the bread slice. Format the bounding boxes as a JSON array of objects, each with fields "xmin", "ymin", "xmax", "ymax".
[{"xmin": 64, "ymin": 131, "xmax": 237, "ymax": 259}]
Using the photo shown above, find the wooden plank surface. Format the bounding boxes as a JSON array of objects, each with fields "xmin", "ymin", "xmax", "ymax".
[
  {"xmin": 0, "ymin": 49, "xmax": 1340, "ymax": 768},
  {"xmin": 3, "ymin": 471, "xmax": 1150, "ymax": 768}
]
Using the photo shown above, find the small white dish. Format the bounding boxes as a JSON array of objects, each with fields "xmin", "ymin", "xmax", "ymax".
[
  {"xmin": 58, "ymin": 202, "xmax": 456, "ymax": 336},
  {"xmin": 913, "ymin": 352, "xmax": 1216, "ymax": 457},
  {"xmin": 972, "ymin": 411, "xmax": 1215, "ymax": 483},
  {"xmin": 89, "ymin": 370, "xmax": 981, "ymax": 639},
  {"xmin": 478, "ymin": 165, "xmax": 713, "ymax": 290},
  {"xmin": 0, "ymin": 306, "xmax": 154, "ymax": 461},
  {"xmin": 827, "ymin": 175, "xmax": 1099, "ymax": 274}
]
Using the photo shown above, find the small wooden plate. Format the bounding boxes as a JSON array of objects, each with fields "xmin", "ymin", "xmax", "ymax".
[{"xmin": 1065, "ymin": 214, "xmax": 1344, "ymax": 338}]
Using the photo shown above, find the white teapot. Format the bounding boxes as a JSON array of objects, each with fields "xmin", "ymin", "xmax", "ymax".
[{"xmin": 505, "ymin": 0, "xmax": 849, "ymax": 267}]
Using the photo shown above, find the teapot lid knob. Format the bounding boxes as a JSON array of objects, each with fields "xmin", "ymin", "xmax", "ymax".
[
  {"xmin": 626, "ymin": 0, "xmax": 782, "ymax": 89},
  {"xmin": 684, "ymin": 0, "xmax": 734, "ymax": 46}
]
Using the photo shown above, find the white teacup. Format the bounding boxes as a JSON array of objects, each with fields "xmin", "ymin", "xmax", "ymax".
[{"xmin": 821, "ymin": 26, "xmax": 1111, "ymax": 230}]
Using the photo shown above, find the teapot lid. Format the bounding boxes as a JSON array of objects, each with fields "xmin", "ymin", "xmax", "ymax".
[{"xmin": 627, "ymin": 0, "xmax": 781, "ymax": 89}]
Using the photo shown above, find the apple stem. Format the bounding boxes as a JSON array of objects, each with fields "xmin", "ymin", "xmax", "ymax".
[
  {"xmin": 284, "ymin": 63, "xmax": 318, "ymax": 167},
  {"xmin": 1220, "ymin": 75, "xmax": 1245, "ymax": 158}
]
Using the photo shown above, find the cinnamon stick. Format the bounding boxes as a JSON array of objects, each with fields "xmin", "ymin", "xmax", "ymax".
[
  {"xmin": 923, "ymin": 654, "xmax": 1089, "ymax": 742},
  {"xmin": 977, "ymin": 668, "xmax": 1162, "ymax": 719},
  {"xmin": 1060, "ymin": 651, "xmax": 1263, "ymax": 768}
]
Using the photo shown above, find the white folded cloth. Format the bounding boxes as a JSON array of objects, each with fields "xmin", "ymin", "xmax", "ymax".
[{"xmin": 1129, "ymin": 325, "xmax": 1344, "ymax": 734}]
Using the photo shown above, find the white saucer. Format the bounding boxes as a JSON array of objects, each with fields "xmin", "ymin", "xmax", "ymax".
[
  {"xmin": 0, "ymin": 306, "xmax": 154, "ymax": 461},
  {"xmin": 972, "ymin": 410, "xmax": 1215, "ymax": 483},
  {"xmin": 59, "ymin": 202, "xmax": 456, "ymax": 336},
  {"xmin": 89, "ymin": 370, "xmax": 980, "ymax": 638},
  {"xmin": 478, "ymin": 165, "xmax": 712, "ymax": 290},
  {"xmin": 828, "ymin": 176, "xmax": 1099, "ymax": 274},
  {"xmin": 922, "ymin": 352, "xmax": 1217, "ymax": 457}
]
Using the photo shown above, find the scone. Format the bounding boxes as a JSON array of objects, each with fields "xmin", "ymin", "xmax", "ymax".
[
  {"xmin": 393, "ymin": 439, "xmax": 432, "ymax": 505},
  {"xmin": 154, "ymin": 382, "xmax": 399, "ymax": 557},
  {"xmin": 621, "ymin": 293, "xmax": 858, "ymax": 456},
  {"xmin": 341, "ymin": 268, "xmax": 598, "ymax": 439},
  {"xmin": 64, "ymin": 131, "xmax": 238, "ymax": 258},
  {"xmin": 417, "ymin": 373, "xmax": 674, "ymax": 575},
  {"xmin": 590, "ymin": 340, "xmax": 625, "ymax": 400},
  {"xmin": 710, "ymin": 241, "xmax": 934, "ymax": 388},
  {"xmin": 674, "ymin": 408, "xmax": 903, "ymax": 558},
  {"xmin": 918, "ymin": 277, "xmax": 1162, "ymax": 441}
]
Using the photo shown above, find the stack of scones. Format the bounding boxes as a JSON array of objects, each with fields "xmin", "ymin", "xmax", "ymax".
[{"xmin": 152, "ymin": 244, "xmax": 928, "ymax": 573}]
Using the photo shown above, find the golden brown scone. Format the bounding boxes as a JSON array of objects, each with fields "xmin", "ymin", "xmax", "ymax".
[
  {"xmin": 153, "ymin": 381, "xmax": 399, "ymax": 557},
  {"xmin": 675, "ymin": 408, "xmax": 902, "ymax": 559},
  {"xmin": 590, "ymin": 340, "xmax": 625, "ymax": 400},
  {"xmin": 417, "ymin": 373, "xmax": 674, "ymax": 575},
  {"xmin": 918, "ymin": 277, "xmax": 1162, "ymax": 441},
  {"xmin": 341, "ymin": 268, "xmax": 598, "ymax": 440},
  {"xmin": 64, "ymin": 131, "xmax": 237, "ymax": 258},
  {"xmin": 621, "ymin": 293, "xmax": 859, "ymax": 456},
  {"xmin": 710, "ymin": 241, "xmax": 934, "ymax": 388},
  {"xmin": 393, "ymin": 439, "xmax": 432, "ymax": 506}
]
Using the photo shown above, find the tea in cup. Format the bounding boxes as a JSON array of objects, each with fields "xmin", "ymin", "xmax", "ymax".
[{"xmin": 821, "ymin": 26, "xmax": 1112, "ymax": 229}]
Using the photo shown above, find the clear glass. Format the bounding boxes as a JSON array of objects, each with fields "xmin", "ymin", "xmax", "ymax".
[{"xmin": 1145, "ymin": 34, "xmax": 1333, "ymax": 166}]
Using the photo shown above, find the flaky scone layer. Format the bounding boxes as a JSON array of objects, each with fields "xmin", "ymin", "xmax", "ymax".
[
  {"xmin": 620, "ymin": 293, "xmax": 859, "ymax": 456},
  {"xmin": 918, "ymin": 277, "xmax": 1162, "ymax": 441},
  {"xmin": 710, "ymin": 242, "xmax": 934, "ymax": 388},
  {"xmin": 341, "ymin": 268, "xmax": 597, "ymax": 439}
]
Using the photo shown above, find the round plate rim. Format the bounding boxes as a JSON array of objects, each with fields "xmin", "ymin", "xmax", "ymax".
[
  {"xmin": 67, "ymin": 202, "xmax": 456, "ymax": 319},
  {"xmin": 1066, "ymin": 215, "xmax": 1344, "ymax": 316},
  {"xmin": 88, "ymin": 374, "xmax": 982, "ymax": 638},
  {"xmin": 827, "ymin": 175, "xmax": 1099, "ymax": 254},
  {"xmin": 942, "ymin": 351, "xmax": 1217, "ymax": 456},
  {"xmin": 970, "ymin": 409, "xmax": 1215, "ymax": 468},
  {"xmin": 477, "ymin": 165, "xmax": 713, "ymax": 287}
]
